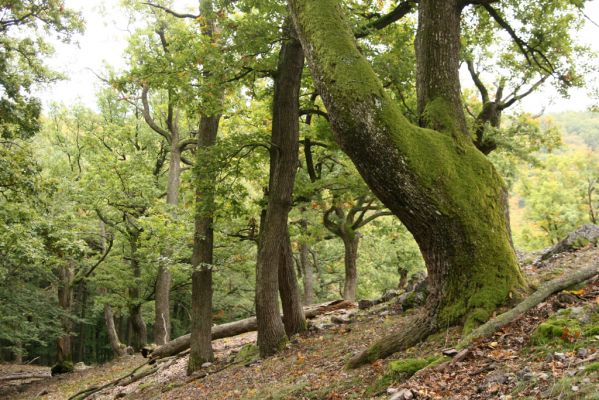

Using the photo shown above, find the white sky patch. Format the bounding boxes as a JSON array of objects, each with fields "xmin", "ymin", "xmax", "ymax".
[{"xmin": 36, "ymin": 0, "xmax": 599, "ymax": 113}]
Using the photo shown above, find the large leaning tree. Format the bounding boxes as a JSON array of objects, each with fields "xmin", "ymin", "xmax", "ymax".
[{"xmin": 288, "ymin": 0, "xmax": 531, "ymax": 367}]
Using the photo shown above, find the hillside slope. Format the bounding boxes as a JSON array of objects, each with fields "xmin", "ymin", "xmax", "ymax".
[{"xmin": 6, "ymin": 246, "xmax": 599, "ymax": 400}]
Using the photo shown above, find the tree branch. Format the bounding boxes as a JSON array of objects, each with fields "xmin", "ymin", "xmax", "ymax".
[
  {"xmin": 141, "ymin": 85, "xmax": 172, "ymax": 143},
  {"xmin": 355, "ymin": 1, "xmax": 416, "ymax": 39},
  {"xmin": 142, "ymin": 2, "xmax": 198, "ymax": 19}
]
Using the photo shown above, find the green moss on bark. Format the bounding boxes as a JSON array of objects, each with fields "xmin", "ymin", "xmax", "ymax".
[{"xmin": 291, "ymin": 0, "xmax": 526, "ymax": 334}]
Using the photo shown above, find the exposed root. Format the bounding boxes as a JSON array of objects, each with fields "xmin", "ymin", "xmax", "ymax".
[
  {"xmin": 347, "ymin": 310, "xmax": 434, "ymax": 369},
  {"xmin": 460, "ymin": 260, "xmax": 599, "ymax": 347}
]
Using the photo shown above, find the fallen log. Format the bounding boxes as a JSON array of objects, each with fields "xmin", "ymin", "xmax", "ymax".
[
  {"xmin": 150, "ymin": 300, "xmax": 352, "ymax": 360},
  {"xmin": 460, "ymin": 261, "xmax": 599, "ymax": 347},
  {"xmin": 0, "ymin": 373, "xmax": 51, "ymax": 382}
]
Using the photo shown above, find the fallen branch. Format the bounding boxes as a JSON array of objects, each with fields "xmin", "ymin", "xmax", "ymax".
[
  {"xmin": 150, "ymin": 300, "xmax": 352, "ymax": 360},
  {"xmin": 67, "ymin": 361, "xmax": 150, "ymax": 400},
  {"xmin": 460, "ymin": 261, "xmax": 599, "ymax": 347}
]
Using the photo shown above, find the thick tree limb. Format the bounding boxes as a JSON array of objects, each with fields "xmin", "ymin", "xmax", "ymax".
[
  {"xmin": 355, "ymin": 1, "xmax": 416, "ymax": 39},
  {"xmin": 460, "ymin": 261, "xmax": 599, "ymax": 346},
  {"xmin": 140, "ymin": 85, "xmax": 172, "ymax": 143}
]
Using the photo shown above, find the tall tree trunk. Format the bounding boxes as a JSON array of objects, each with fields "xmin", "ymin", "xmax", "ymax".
[
  {"xmin": 415, "ymin": 0, "xmax": 467, "ymax": 136},
  {"xmin": 154, "ymin": 134, "xmax": 181, "ymax": 345},
  {"xmin": 188, "ymin": 114, "xmax": 220, "ymax": 373},
  {"xmin": 77, "ymin": 281, "xmax": 87, "ymax": 362},
  {"xmin": 289, "ymin": 0, "xmax": 526, "ymax": 367},
  {"xmin": 255, "ymin": 23, "xmax": 306, "ymax": 357},
  {"xmin": 104, "ymin": 304, "xmax": 125, "ymax": 357},
  {"xmin": 299, "ymin": 217, "xmax": 314, "ymax": 305},
  {"xmin": 56, "ymin": 264, "xmax": 74, "ymax": 366},
  {"xmin": 128, "ymin": 236, "xmax": 147, "ymax": 350},
  {"xmin": 342, "ymin": 234, "xmax": 359, "ymax": 302}
]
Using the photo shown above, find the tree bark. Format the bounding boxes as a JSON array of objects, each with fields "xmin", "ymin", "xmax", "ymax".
[
  {"xmin": 342, "ymin": 234, "xmax": 359, "ymax": 302},
  {"xmin": 104, "ymin": 304, "xmax": 126, "ymax": 357},
  {"xmin": 188, "ymin": 114, "xmax": 220, "ymax": 373},
  {"xmin": 128, "ymin": 236, "xmax": 147, "ymax": 350},
  {"xmin": 57, "ymin": 264, "xmax": 74, "ymax": 365},
  {"xmin": 415, "ymin": 0, "xmax": 467, "ymax": 136},
  {"xmin": 255, "ymin": 22, "xmax": 306, "ymax": 357},
  {"xmin": 289, "ymin": 0, "xmax": 526, "ymax": 367},
  {"xmin": 299, "ymin": 217, "xmax": 314, "ymax": 305},
  {"xmin": 278, "ymin": 227, "xmax": 306, "ymax": 336}
]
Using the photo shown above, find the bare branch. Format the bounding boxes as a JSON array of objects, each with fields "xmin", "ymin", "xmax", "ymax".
[{"xmin": 142, "ymin": 2, "xmax": 198, "ymax": 19}]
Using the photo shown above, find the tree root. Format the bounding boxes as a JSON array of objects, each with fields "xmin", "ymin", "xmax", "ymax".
[
  {"xmin": 348, "ymin": 261, "xmax": 599, "ymax": 370},
  {"xmin": 347, "ymin": 310, "xmax": 434, "ymax": 368},
  {"xmin": 459, "ymin": 260, "xmax": 599, "ymax": 347}
]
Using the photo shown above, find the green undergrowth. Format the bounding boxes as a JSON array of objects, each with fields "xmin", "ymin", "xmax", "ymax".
[
  {"xmin": 367, "ymin": 356, "xmax": 448, "ymax": 395},
  {"xmin": 529, "ymin": 303, "xmax": 599, "ymax": 354},
  {"xmin": 234, "ymin": 343, "xmax": 260, "ymax": 364}
]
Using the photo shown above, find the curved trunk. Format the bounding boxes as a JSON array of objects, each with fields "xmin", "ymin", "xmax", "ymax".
[
  {"xmin": 342, "ymin": 234, "xmax": 359, "ymax": 301},
  {"xmin": 104, "ymin": 304, "xmax": 125, "ymax": 357},
  {"xmin": 289, "ymin": 0, "xmax": 526, "ymax": 365},
  {"xmin": 256, "ymin": 23, "xmax": 306, "ymax": 356},
  {"xmin": 188, "ymin": 114, "xmax": 220, "ymax": 373}
]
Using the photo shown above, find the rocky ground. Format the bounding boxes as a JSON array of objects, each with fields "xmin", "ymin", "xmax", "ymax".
[{"xmin": 4, "ymin": 245, "xmax": 599, "ymax": 400}]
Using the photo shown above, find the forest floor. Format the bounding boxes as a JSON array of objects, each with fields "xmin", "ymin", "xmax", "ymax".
[{"xmin": 5, "ymin": 245, "xmax": 599, "ymax": 400}]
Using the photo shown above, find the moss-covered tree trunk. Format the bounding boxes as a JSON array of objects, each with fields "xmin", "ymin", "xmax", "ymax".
[
  {"xmin": 289, "ymin": 0, "xmax": 526, "ymax": 367},
  {"xmin": 256, "ymin": 23, "xmax": 306, "ymax": 356}
]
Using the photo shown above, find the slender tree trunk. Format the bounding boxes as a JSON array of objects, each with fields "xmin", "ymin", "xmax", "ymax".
[
  {"xmin": 154, "ymin": 135, "xmax": 181, "ymax": 345},
  {"xmin": 278, "ymin": 227, "xmax": 306, "ymax": 335},
  {"xmin": 299, "ymin": 219, "xmax": 314, "ymax": 305},
  {"xmin": 77, "ymin": 281, "xmax": 87, "ymax": 362},
  {"xmin": 128, "ymin": 236, "xmax": 147, "ymax": 350},
  {"xmin": 256, "ymin": 23, "xmax": 306, "ymax": 357},
  {"xmin": 289, "ymin": 0, "xmax": 526, "ymax": 367},
  {"xmin": 104, "ymin": 304, "xmax": 125, "ymax": 357},
  {"xmin": 188, "ymin": 114, "xmax": 220, "ymax": 374},
  {"xmin": 300, "ymin": 243, "xmax": 314, "ymax": 303},
  {"xmin": 342, "ymin": 234, "xmax": 360, "ymax": 302},
  {"xmin": 56, "ymin": 264, "xmax": 74, "ymax": 366}
]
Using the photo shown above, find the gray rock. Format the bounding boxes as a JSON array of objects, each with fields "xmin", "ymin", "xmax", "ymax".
[
  {"xmin": 331, "ymin": 315, "xmax": 350, "ymax": 324},
  {"xmin": 486, "ymin": 371, "xmax": 509, "ymax": 385},
  {"xmin": 201, "ymin": 362, "xmax": 212, "ymax": 368},
  {"xmin": 442, "ymin": 348, "xmax": 459, "ymax": 357},
  {"xmin": 553, "ymin": 352, "xmax": 567, "ymax": 362},
  {"xmin": 576, "ymin": 348, "xmax": 589, "ymax": 358},
  {"xmin": 538, "ymin": 224, "xmax": 599, "ymax": 262},
  {"xmin": 389, "ymin": 388, "xmax": 414, "ymax": 400},
  {"xmin": 358, "ymin": 299, "xmax": 376, "ymax": 310}
]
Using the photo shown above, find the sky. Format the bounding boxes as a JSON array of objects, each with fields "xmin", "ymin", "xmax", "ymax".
[{"xmin": 37, "ymin": 0, "xmax": 599, "ymax": 114}]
